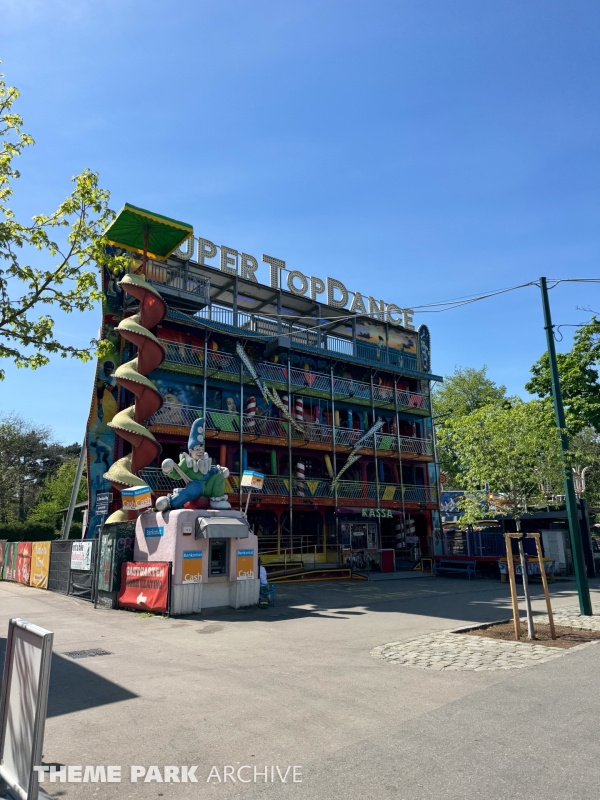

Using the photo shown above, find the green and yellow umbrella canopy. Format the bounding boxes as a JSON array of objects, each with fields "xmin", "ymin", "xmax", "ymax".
[{"xmin": 103, "ymin": 203, "xmax": 193, "ymax": 261}]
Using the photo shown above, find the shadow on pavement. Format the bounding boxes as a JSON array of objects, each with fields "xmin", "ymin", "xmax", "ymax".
[
  {"xmin": 0, "ymin": 638, "xmax": 137, "ymax": 718},
  {"xmin": 179, "ymin": 577, "xmax": 600, "ymax": 626}
]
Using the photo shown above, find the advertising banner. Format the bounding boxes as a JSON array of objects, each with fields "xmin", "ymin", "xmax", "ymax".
[
  {"xmin": 182, "ymin": 551, "xmax": 202, "ymax": 584},
  {"xmin": 3, "ymin": 542, "xmax": 18, "ymax": 582},
  {"xmin": 71, "ymin": 541, "xmax": 93, "ymax": 571},
  {"xmin": 0, "ymin": 540, "xmax": 6, "ymax": 579},
  {"xmin": 16, "ymin": 542, "xmax": 32, "ymax": 585},
  {"xmin": 118, "ymin": 562, "xmax": 169, "ymax": 613},
  {"xmin": 236, "ymin": 549, "xmax": 255, "ymax": 581},
  {"xmin": 30, "ymin": 541, "xmax": 51, "ymax": 589}
]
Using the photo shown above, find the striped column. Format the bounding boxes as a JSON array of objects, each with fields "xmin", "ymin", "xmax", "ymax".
[
  {"xmin": 246, "ymin": 395, "xmax": 256, "ymax": 432},
  {"xmin": 295, "ymin": 396, "xmax": 304, "ymax": 423},
  {"xmin": 296, "ymin": 460, "xmax": 306, "ymax": 496}
]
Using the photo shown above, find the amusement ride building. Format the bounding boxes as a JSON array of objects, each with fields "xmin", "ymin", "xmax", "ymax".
[{"xmin": 86, "ymin": 205, "xmax": 443, "ymax": 573}]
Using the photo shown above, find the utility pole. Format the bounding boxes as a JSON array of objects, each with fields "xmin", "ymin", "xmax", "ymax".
[
  {"xmin": 62, "ymin": 440, "xmax": 86, "ymax": 540},
  {"xmin": 539, "ymin": 277, "xmax": 592, "ymax": 615}
]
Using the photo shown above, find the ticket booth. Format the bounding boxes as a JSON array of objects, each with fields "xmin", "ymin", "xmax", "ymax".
[{"xmin": 134, "ymin": 509, "xmax": 260, "ymax": 614}]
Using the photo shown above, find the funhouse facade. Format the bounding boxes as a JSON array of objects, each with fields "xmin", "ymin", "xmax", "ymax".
[{"xmin": 86, "ymin": 211, "xmax": 443, "ymax": 574}]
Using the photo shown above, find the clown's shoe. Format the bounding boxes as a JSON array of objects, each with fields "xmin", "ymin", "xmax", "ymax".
[{"xmin": 209, "ymin": 495, "xmax": 231, "ymax": 510}]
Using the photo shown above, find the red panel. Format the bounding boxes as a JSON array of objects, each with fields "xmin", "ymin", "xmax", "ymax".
[
  {"xmin": 118, "ymin": 562, "xmax": 169, "ymax": 613},
  {"xmin": 16, "ymin": 541, "xmax": 32, "ymax": 585}
]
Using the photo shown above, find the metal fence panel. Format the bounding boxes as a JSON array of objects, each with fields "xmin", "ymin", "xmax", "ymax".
[{"xmin": 48, "ymin": 541, "xmax": 72, "ymax": 595}]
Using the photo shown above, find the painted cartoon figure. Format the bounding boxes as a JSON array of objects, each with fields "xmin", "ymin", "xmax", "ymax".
[{"xmin": 155, "ymin": 418, "xmax": 230, "ymax": 512}]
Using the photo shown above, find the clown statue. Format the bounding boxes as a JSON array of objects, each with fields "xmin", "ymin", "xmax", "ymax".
[{"xmin": 155, "ymin": 419, "xmax": 231, "ymax": 512}]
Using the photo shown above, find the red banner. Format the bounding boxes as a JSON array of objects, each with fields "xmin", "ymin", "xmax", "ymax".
[
  {"xmin": 16, "ymin": 542, "xmax": 32, "ymax": 585},
  {"xmin": 118, "ymin": 562, "xmax": 169, "ymax": 613}
]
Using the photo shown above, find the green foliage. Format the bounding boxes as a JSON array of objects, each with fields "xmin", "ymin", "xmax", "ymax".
[
  {"xmin": 0, "ymin": 412, "xmax": 79, "ymax": 522},
  {"xmin": 569, "ymin": 426, "xmax": 600, "ymax": 506},
  {"xmin": 456, "ymin": 493, "xmax": 494, "ymax": 530},
  {"xmin": 0, "ymin": 62, "xmax": 129, "ymax": 380},
  {"xmin": 433, "ymin": 366, "xmax": 508, "ymax": 419},
  {"xmin": 0, "ymin": 522, "xmax": 57, "ymax": 542},
  {"xmin": 450, "ymin": 400, "xmax": 563, "ymax": 520},
  {"xmin": 433, "ymin": 366, "xmax": 509, "ymax": 487},
  {"xmin": 28, "ymin": 459, "xmax": 86, "ymax": 527},
  {"xmin": 526, "ymin": 317, "xmax": 600, "ymax": 434}
]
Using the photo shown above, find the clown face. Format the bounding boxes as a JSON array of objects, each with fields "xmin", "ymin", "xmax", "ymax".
[{"xmin": 189, "ymin": 444, "xmax": 206, "ymax": 461}]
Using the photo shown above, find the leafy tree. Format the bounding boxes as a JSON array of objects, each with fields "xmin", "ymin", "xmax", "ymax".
[
  {"xmin": 0, "ymin": 63, "xmax": 127, "ymax": 380},
  {"xmin": 432, "ymin": 366, "xmax": 508, "ymax": 419},
  {"xmin": 433, "ymin": 366, "xmax": 509, "ymax": 486},
  {"xmin": 28, "ymin": 459, "xmax": 86, "ymax": 529},
  {"xmin": 526, "ymin": 317, "xmax": 600, "ymax": 434},
  {"xmin": 0, "ymin": 412, "xmax": 79, "ymax": 522},
  {"xmin": 569, "ymin": 426, "xmax": 600, "ymax": 507},
  {"xmin": 450, "ymin": 400, "xmax": 563, "ymax": 521}
]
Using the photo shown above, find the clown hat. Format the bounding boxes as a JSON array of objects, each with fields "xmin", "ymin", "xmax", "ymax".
[{"xmin": 188, "ymin": 418, "xmax": 205, "ymax": 450}]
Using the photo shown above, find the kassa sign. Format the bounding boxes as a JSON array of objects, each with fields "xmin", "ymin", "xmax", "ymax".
[{"xmin": 118, "ymin": 562, "xmax": 169, "ymax": 613}]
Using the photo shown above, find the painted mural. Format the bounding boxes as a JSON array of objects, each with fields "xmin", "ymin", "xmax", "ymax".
[{"xmin": 356, "ymin": 318, "xmax": 417, "ymax": 354}]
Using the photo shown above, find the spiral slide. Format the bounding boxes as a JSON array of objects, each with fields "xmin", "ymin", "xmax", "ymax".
[{"xmin": 104, "ymin": 274, "xmax": 167, "ymax": 519}]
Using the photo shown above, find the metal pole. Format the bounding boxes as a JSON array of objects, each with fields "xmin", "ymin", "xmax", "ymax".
[
  {"xmin": 203, "ymin": 334, "xmax": 208, "ymax": 419},
  {"xmin": 539, "ymin": 277, "xmax": 592, "ymax": 615},
  {"xmin": 430, "ymin": 403, "xmax": 443, "ymax": 557},
  {"xmin": 330, "ymin": 365, "xmax": 338, "ymax": 511},
  {"xmin": 288, "ymin": 355, "xmax": 293, "ymax": 555},
  {"xmin": 330, "ymin": 366, "xmax": 339, "ymax": 565},
  {"xmin": 517, "ymin": 533, "xmax": 535, "ymax": 640},
  {"xmin": 93, "ymin": 514, "xmax": 105, "ymax": 609},
  {"xmin": 370, "ymin": 371, "xmax": 381, "ymax": 512},
  {"xmin": 239, "ymin": 357, "xmax": 244, "ymax": 511},
  {"xmin": 393, "ymin": 378, "xmax": 407, "ymax": 546},
  {"xmin": 63, "ymin": 440, "xmax": 86, "ymax": 540}
]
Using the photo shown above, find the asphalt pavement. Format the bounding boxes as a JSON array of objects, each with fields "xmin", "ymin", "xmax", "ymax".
[{"xmin": 1, "ymin": 574, "xmax": 599, "ymax": 800}]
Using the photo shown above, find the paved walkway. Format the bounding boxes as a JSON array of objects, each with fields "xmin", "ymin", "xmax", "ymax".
[{"xmin": 371, "ymin": 602, "xmax": 600, "ymax": 671}]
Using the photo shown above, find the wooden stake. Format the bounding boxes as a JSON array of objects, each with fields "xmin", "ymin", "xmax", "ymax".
[
  {"xmin": 505, "ymin": 533, "xmax": 521, "ymax": 641},
  {"xmin": 533, "ymin": 532, "xmax": 556, "ymax": 639}
]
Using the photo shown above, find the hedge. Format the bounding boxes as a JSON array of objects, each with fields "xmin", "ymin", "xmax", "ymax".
[{"xmin": 0, "ymin": 522, "xmax": 83, "ymax": 542}]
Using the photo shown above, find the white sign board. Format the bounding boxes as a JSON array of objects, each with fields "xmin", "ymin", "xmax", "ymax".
[
  {"xmin": 70, "ymin": 541, "xmax": 93, "ymax": 571},
  {"xmin": 241, "ymin": 470, "xmax": 265, "ymax": 490},
  {"xmin": 541, "ymin": 530, "xmax": 568, "ymax": 574},
  {"xmin": 0, "ymin": 618, "xmax": 53, "ymax": 800}
]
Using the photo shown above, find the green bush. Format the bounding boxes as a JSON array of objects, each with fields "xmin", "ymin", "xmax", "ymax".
[{"xmin": 0, "ymin": 522, "xmax": 60, "ymax": 542}]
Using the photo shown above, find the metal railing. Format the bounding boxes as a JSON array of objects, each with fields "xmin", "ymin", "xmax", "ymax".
[
  {"xmin": 146, "ymin": 261, "xmax": 210, "ymax": 303},
  {"xmin": 149, "ymin": 405, "xmax": 432, "ymax": 454},
  {"xmin": 442, "ymin": 530, "xmax": 537, "ymax": 558},
  {"xmin": 150, "ymin": 403, "xmax": 203, "ymax": 427},
  {"xmin": 140, "ymin": 468, "xmax": 437, "ymax": 503},
  {"xmin": 190, "ymin": 305, "xmax": 422, "ymax": 371},
  {"xmin": 356, "ymin": 342, "xmax": 418, "ymax": 371},
  {"xmin": 158, "ymin": 339, "xmax": 430, "ymax": 411}
]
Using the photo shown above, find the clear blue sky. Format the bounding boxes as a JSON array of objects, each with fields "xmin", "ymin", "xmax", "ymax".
[{"xmin": 2, "ymin": 0, "xmax": 599, "ymax": 444}]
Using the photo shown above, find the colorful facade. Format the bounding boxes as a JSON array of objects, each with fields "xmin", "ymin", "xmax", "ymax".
[{"xmin": 86, "ymin": 234, "xmax": 443, "ymax": 571}]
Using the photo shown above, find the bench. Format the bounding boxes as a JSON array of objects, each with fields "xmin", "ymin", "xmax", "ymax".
[{"xmin": 435, "ymin": 559, "xmax": 477, "ymax": 580}]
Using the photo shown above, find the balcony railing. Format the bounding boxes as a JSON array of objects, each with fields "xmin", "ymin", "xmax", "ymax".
[
  {"xmin": 190, "ymin": 304, "xmax": 420, "ymax": 372},
  {"xmin": 158, "ymin": 339, "xmax": 431, "ymax": 412},
  {"xmin": 146, "ymin": 261, "xmax": 210, "ymax": 308},
  {"xmin": 148, "ymin": 405, "xmax": 433, "ymax": 455},
  {"xmin": 139, "ymin": 468, "xmax": 437, "ymax": 504}
]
